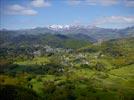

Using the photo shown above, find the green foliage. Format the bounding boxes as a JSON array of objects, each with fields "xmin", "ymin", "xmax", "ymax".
[
  {"xmin": 0, "ymin": 85, "xmax": 40, "ymax": 100},
  {"xmin": 0, "ymin": 37, "xmax": 134, "ymax": 100}
]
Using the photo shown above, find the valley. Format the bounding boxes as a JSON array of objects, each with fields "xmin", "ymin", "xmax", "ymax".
[{"xmin": 0, "ymin": 27, "xmax": 134, "ymax": 100}]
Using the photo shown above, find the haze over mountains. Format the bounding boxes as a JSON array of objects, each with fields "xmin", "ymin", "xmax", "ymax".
[
  {"xmin": 1, "ymin": 25, "xmax": 134, "ymax": 50},
  {"xmin": 1, "ymin": 25, "xmax": 134, "ymax": 41}
]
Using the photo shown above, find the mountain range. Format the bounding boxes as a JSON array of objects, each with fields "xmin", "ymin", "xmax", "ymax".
[{"xmin": 0, "ymin": 25, "xmax": 134, "ymax": 49}]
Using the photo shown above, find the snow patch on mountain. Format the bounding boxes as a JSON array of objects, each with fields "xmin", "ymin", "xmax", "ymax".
[
  {"xmin": 47, "ymin": 24, "xmax": 70, "ymax": 30},
  {"xmin": 47, "ymin": 24, "xmax": 98, "ymax": 31}
]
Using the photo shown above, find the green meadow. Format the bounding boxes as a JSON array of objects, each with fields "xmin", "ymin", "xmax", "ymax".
[{"xmin": 0, "ymin": 37, "xmax": 134, "ymax": 100}]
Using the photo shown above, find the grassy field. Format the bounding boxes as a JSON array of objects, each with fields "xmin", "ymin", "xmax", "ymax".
[{"xmin": 1, "ymin": 37, "xmax": 134, "ymax": 100}]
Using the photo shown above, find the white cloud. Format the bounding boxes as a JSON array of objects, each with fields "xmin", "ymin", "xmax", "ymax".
[
  {"xmin": 85, "ymin": 0, "xmax": 98, "ymax": 5},
  {"xmin": 7, "ymin": 4, "xmax": 37, "ymax": 16},
  {"xmin": 92, "ymin": 16, "xmax": 134, "ymax": 28},
  {"xmin": 31, "ymin": 0, "xmax": 51, "ymax": 7},
  {"xmin": 67, "ymin": 0, "xmax": 119, "ymax": 6},
  {"xmin": 67, "ymin": 0, "xmax": 134, "ymax": 7},
  {"xmin": 99, "ymin": 0, "xmax": 118, "ymax": 6},
  {"xmin": 67, "ymin": 0, "xmax": 81, "ymax": 5},
  {"xmin": 124, "ymin": 0, "xmax": 134, "ymax": 7}
]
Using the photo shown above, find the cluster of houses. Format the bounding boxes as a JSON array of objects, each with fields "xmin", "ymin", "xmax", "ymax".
[
  {"xmin": 32, "ymin": 45, "xmax": 105, "ymax": 69},
  {"xmin": 33, "ymin": 45, "xmax": 73, "ymax": 56}
]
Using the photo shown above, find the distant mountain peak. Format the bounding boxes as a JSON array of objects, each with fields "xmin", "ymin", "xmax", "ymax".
[
  {"xmin": 46, "ymin": 24, "xmax": 98, "ymax": 31},
  {"xmin": 47, "ymin": 24, "xmax": 70, "ymax": 30}
]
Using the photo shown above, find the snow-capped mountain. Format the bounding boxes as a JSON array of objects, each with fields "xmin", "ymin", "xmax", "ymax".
[
  {"xmin": 47, "ymin": 24, "xmax": 70, "ymax": 30},
  {"xmin": 1, "ymin": 25, "xmax": 134, "ymax": 41},
  {"xmin": 47, "ymin": 24, "xmax": 99, "ymax": 31}
]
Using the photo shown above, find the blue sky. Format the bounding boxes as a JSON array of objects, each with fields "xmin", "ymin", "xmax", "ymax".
[{"xmin": 0, "ymin": 0, "xmax": 134, "ymax": 29}]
